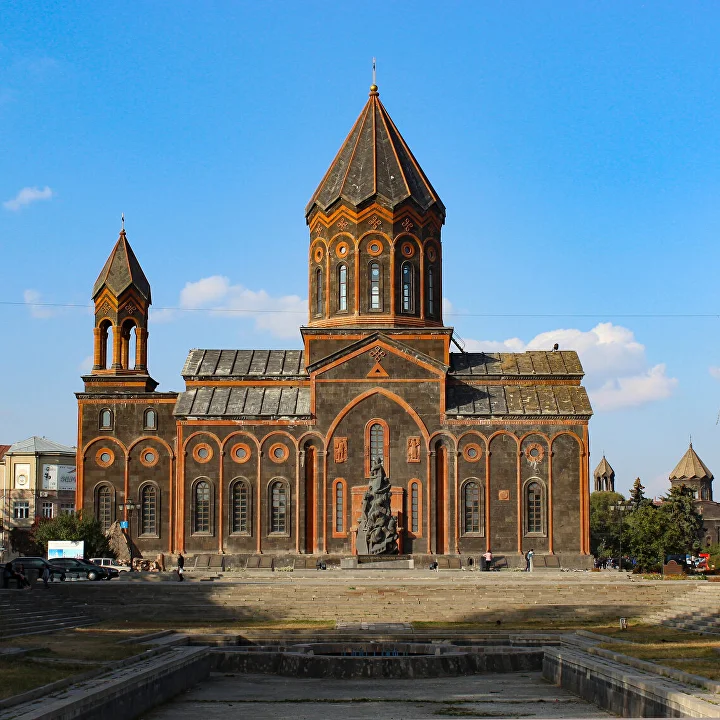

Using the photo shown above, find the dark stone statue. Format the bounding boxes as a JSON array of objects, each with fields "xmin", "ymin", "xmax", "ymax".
[{"xmin": 356, "ymin": 458, "xmax": 399, "ymax": 555}]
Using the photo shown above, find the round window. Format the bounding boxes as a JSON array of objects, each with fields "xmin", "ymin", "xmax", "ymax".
[
  {"xmin": 427, "ymin": 245, "xmax": 437, "ymax": 263},
  {"xmin": 524, "ymin": 443, "xmax": 545, "ymax": 463},
  {"xmin": 96, "ymin": 448, "xmax": 115, "ymax": 468},
  {"xmin": 401, "ymin": 241, "xmax": 415, "ymax": 258},
  {"xmin": 368, "ymin": 240, "xmax": 383, "ymax": 256},
  {"xmin": 140, "ymin": 448, "xmax": 159, "ymax": 467},
  {"xmin": 269, "ymin": 443, "xmax": 289, "ymax": 463},
  {"xmin": 314, "ymin": 246, "xmax": 324, "ymax": 263},
  {"xmin": 463, "ymin": 443, "xmax": 482, "ymax": 463},
  {"xmin": 231, "ymin": 442, "xmax": 252, "ymax": 464},
  {"xmin": 193, "ymin": 443, "xmax": 214, "ymax": 463},
  {"xmin": 336, "ymin": 241, "xmax": 349, "ymax": 257},
  {"xmin": 100, "ymin": 452, "xmax": 111, "ymax": 463}
]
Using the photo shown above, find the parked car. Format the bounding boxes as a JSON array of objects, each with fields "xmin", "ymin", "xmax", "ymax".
[
  {"xmin": 11, "ymin": 557, "xmax": 67, "ymax": 581},
  {"xmin": 51, "ymin": 558, "xmax": 109, "ymax": 581},
  {"xmin": 90, "ymin": 557, "xmax": 130, "ymax": 573}
]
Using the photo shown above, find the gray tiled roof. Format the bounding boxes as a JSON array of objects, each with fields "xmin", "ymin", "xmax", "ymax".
[
  {"xmin": 182, "ymin": 349, "xmax": 306, "ymax": 378},
  {"xmin": 306, "ymin": 87, "xmax": 444, "ymax": 217},
  {"xmin": 174, "ymin": 386, "xmax": 311, "ymax": 418},
  {"xmin": 446, "ymin": 384, "xmax": 592, "ymax": 416},
  {"xmin": 669, "ymin": 444, "xmax": 713, "ymax": 481},
  {"xmin": 449, "ymin": 351, "xmax": 584, "ymax": 377},
  {"xmin": 7, "ymin": 436, "xmax": 76, "ymax": 455}
]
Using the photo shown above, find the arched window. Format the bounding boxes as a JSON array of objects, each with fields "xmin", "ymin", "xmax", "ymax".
[
  {"xmin": 334, "ymin": 480, "xmax": 345, "ymax": 534},
  {"xmin": 231, "ymin": 481, "xmax": 250, "ymax": 534},
  {"xmin": 99, "ymin": 409, "xmax": 113, "ymax": 430},
  {"xmin": 369, "ymin": 262, "xmax": 381, "ymax": 310},
  {"xmin": 463, "ymin": 481, "xmax": 481, "ymax": 534},
  {"xmin": 194, "ymin": 481, "xmax": 211, "ymax": 534},
  {"xmin": 338, "ymin": 264, "xmax": 348, "ymax": 312},
  {"xmin": 409, "ymin": 480, "xmax": 421, "ymax": 534},
  {"xmin": 315, "ymin": 268, "xmax": 323, "ymax": 316},
  {"xmin": 427, "ymin": 266, "xmax": 435, "ymax": 317},
  {"xmin": 97, "ymin": 485, "xmax": 113, "ymax": 532},
  {"xmin": 401, "ymin": 262, "xmax": 414, "ymax": 312},
  {"xmin": 370, "ymin": 423, "xmax": 384, "ymax": 465},
  {"xmin": 270, "ymin": 481, "xmax": 287, "ymax": 534},
  {"xmin": 526, "ymin": 481, "xmax": 543, "ymax": 534},
  {"xmin": 140, "ymin": 485, "xmax": 157, "ymax": 536},
  {"xmin": 143, "ymin": 409, "xmax": 157, "ymax": 431}
]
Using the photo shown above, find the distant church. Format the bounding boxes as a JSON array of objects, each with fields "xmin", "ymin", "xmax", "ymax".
[{"xmin": 76, "ymin": 85, "xmax": 593, "ymax": 565}]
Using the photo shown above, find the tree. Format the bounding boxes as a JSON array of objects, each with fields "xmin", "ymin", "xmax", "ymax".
[
  {"xmin": 590, "ymin": 491, "xmax": 625, "ymax": 557},
  {"xmin": 629, "ymin": 477, "xmax": 648, "ymax": 509},
  {"xmin": 624, "ymin": 502, "xmax": 668, "ymax": 572},
  {"xmin": 660, "ymin": 484, "xmax": 703, "ymax": 555},
  {"xmin": 32, "ymin": 511, "xmax": 111, "ymax": 559}
]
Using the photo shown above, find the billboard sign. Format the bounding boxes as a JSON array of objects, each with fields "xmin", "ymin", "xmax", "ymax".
[
  {"xmin": 48, "ymin": 540, "xmax": 85, "ymax": 559},
  {"xmin": 42, "ymin": 464, "xmax": 76, "ymax": 491}
]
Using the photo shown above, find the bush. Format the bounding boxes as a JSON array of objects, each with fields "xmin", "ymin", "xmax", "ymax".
[{"xmin": 31, "ymin": 511, "xmax": 111, "ymax": 559}]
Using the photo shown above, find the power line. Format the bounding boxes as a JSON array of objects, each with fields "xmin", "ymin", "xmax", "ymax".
[
  {"xmin": 2, "ymin": 299, "xmax": 719, "ymax": 319},
  {"xmin": 3, "ymin": 300, "xmax": 720, "ymax": 318}
]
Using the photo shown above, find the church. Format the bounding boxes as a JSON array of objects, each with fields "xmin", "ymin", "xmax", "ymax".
[{"xmin": 76, "ymin": 84, "xmax": 593, "ymax": 566}]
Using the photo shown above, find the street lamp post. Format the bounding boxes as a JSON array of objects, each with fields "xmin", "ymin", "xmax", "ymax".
[{"xmin": 119, "ymin": 498, "xmax": 138, "ymax": 569}]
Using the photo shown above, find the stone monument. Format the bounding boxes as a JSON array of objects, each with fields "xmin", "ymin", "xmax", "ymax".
[{"xmin": 356, "ymin": 457, "xmax": 399, "ymax": 555}]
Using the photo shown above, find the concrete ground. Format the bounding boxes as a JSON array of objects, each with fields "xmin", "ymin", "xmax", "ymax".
[{"xmin": 144, "ymin": 671, "xmax": 612, "ymax": 719}]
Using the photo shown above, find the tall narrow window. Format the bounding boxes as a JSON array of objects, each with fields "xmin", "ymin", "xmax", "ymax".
[
  {"xmin": 232, "ymin": 482, "xmax": 249, "ymax": 533},
  {"xmin": 271, "ymin": 481, "xmax": 287, "ymax": 533},
  {"xmin": 369, "ymin": 262, "xmax": 381, "ymax": 310},
  {"xmin": 369, "ymin": 423, "xmax": 385, "ymax": 466},
  {"xmin": 526, "ymin": 482, "xmax": 542, "ymax": 534},
  {"xmin": 427, "ymin": 266, "xmax": 435, "ymax": 316},
  {"xmin": 99, "ymin": 409, "xmax": 113, "ymax": 430},
  {"xmin": 334, "ymin": 481, "xmax": 344, "ymax": 533},
  {"xmin": 143, "ymin": 409, "xmax": 157, "ymax": 430},
  {"xmin": 338, "ymin": 264, "xmax": 348, "ymax": 312},
  {"xmin": 97, "ymin": 485, "xmax": 112, "ymax": 532},
  {"xmin": 141, "ymin": 485, "xmax": 157, "ymax": 535},
  {"xmin": 463, "ymin": 482, "xmax": 480, "ymax": 533},
  {"xmin": 194, "ymin": 481, "xmax": 211, "ymax": 533},
  {"xmin": 315, "ymin": 268, "xmax": 323, "ymax": 316},
  {"xmin": 410, "ymin": 482, "xmax": 419, "ymax": 533},
  {"xmin": 402, "ymin": 262, "xmax": 414, "ymax": 312}
]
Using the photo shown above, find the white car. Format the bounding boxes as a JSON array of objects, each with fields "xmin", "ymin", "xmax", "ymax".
[{"xmin": 90, "ymin": 557, "xmax": 130, "ymax": 573}]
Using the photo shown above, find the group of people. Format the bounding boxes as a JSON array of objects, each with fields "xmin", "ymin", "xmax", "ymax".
[{"xmin": 1, "ymin": 560, "xmax": 31, "ymax": 589}]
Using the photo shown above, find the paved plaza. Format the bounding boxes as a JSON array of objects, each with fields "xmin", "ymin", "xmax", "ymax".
[{"xmin": 144, "ymin": 671, "xmax": 612, "ymax": 719}]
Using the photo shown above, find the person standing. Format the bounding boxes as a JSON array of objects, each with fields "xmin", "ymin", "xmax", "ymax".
[
  {"xmin": 177, "ymin": 553, "xmax": 185, "ymax": 582},
  {"xmin": 527, "ymin": 548, "xmax": 535, "ymax": 572},
  {"xmin": 482, "ymin": 549, "xmax": 493, "ymax": 571}
]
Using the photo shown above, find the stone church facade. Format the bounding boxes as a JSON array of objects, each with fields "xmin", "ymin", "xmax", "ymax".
[{"xmin": 76, "ymin": 85, "xmax": 593, "ymax": 564}]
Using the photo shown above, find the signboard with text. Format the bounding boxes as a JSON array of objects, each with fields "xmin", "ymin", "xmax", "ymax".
[
  {"xmin": 42, "ymin": 464, "xmax": 77, "ymax": 491},
  {"xmin": 48, "ymin": 540, "xmax": 85, "ymax": 559}
]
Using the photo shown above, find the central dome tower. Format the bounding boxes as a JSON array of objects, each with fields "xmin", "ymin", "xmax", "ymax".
[{"xmin": 305, "ymin": 85, "xmax": 445, "ymax": 329}]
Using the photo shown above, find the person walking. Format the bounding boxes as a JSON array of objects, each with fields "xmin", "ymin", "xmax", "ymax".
[{"xmin": 177, "ymin": 553, "xmax": 185, "ymax": 582}]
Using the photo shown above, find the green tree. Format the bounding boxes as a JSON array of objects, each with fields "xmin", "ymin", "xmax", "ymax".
[
  {"xmin": 629, "ymin": 477, "xmax": 648, "ymax": 509},
  {"xmin": 624, "ymin": 502, "xmax": 668, "ymax": 572},
  {"xmin": 590, "ymin": 491, "xmax": 625, "ymax": 557},
  {"xmin": 31, "ymin": 511, "xmax": 111, "ymax": 559},
  {"xmin": 660, "ymin": 484, "xmax": 703, "ymax": 555}
]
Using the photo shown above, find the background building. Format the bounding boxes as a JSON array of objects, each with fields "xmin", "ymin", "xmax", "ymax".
[
  {"xmin": 76, "ymin": 86, "xmax": 593, "ymax": 565},
  {"xmin": 1, "ymin": 436, "xmax": 76, "ymax": 557}
]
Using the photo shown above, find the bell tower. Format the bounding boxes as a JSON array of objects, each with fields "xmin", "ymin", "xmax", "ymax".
[
  {"xmin": 83, "ymin": 223, "xmax": 158, "ymax": 393},
  {"xmin": 304, "ymin": 84, "xmax": 446, "ymax": 331}
]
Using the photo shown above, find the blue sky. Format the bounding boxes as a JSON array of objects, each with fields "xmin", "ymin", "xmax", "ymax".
[{"xmin": 2, "ymin": 2, "xmax": 719, "ymax": 498}]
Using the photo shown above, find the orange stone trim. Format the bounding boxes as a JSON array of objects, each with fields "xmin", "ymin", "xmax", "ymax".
[
  {"xmin": 96, "ymin": 447, "xmax": 115, "ymax": 468},
  {"xmin": 192, "ymin": 443, "xmax": 214, "ymax": 463}
]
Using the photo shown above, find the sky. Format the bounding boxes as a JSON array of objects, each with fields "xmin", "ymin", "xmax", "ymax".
[{"xmin": 1, "ymin": 2, "xmax": 719, "ymax": 499}]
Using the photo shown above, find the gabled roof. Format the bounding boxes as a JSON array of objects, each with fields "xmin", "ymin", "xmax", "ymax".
[
  {"xmin": 7, "ymin": 437, "xmax": 76, "ymax": 455},
  {"xmin": 174, "ymin": 386, "xmax": 311, "ymax": 419},
  {"xmin": 669, "ymin": 444, "xmax": 713, "ymax": 482},
  {"xmin": 0, "ymin": 445, "xmax": 10, "ymax": 461},
  {"xmin": 92, "ymin": 229, "xmax": 151, "ymax": 302},
  {"xmin": 594, "ymin": 456, "xmax": 615, "ymax": 479},
  {"xmin": 306, "ymin": 85, "xmax": 444, "ymax": 218}
]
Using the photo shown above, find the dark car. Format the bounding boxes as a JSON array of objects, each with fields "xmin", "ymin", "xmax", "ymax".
[
  {"xmin": 11, "ymin": 557, "xmax": 67, "ymax": 581},
  {"xmin": 51, "ymin": 558, "xmax": 109, "ymax": 581}
]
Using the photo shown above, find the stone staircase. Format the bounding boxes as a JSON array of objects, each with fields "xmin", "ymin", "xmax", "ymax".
[
  {"xmin": 644, "ymin": 583, "xmax": 720, "ymax": 634},
  {"xmin": 0, "ymin": 587, "xmax": 98, "ymax": 638}
]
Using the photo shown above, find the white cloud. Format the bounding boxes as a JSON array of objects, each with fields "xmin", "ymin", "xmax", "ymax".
[
  {"xmin": 462, "ymin": 322, "xmax": 677, "ymax": 412},
  {"xmin": 23, "ymin": 289, "xmax": 56, "ymax": 319},
  {"xmin": 3, "ymin": 185, "xmax": 53, "ymax": 211},
  {"xmin": 178, "ymin": 275, "xmax": 305, "ymax": 338},
  {"xmin": 710, "ymin": 366, "xmax": 720, "ymax": 380},
  {"xmin": 78, "ymin": 355, "xmax": 93, "ymax": 373}
]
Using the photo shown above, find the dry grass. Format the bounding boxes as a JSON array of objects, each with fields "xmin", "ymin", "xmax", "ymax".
[{"xmin": 0, "ymin": 659, "xmax": 97, "ymax": 700}]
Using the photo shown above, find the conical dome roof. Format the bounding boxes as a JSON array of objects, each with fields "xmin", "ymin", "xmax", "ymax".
[
  {"xmin": 92, "ymin": 229, "xmax": 151, "ymax": 302},
  {"xmin": 306, "ymin": 85, "xmax": 444, "ymax": 218},
  {"xmin": 669, "ymin": 444, "xmax": 713, "ymax": 482},
  {"xmin": 594, "ymin": 455, "xmax": 615, "ymax": 479}
]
